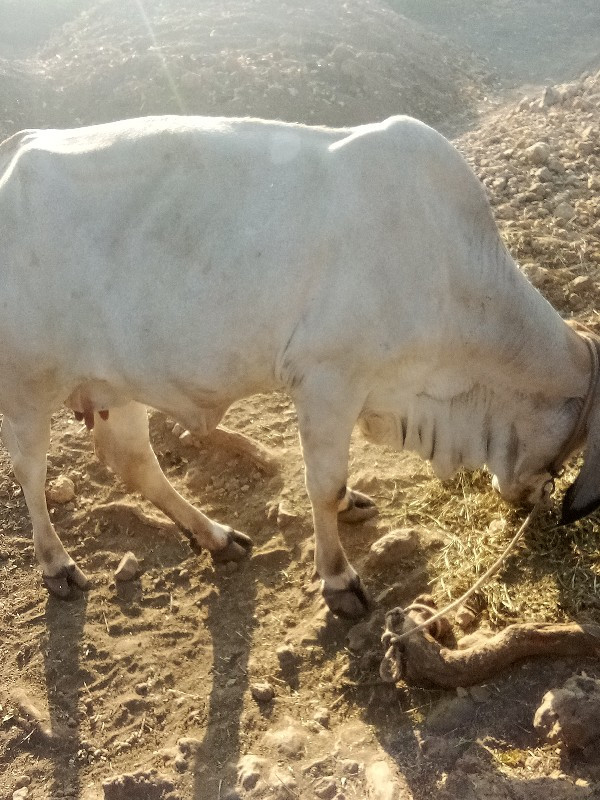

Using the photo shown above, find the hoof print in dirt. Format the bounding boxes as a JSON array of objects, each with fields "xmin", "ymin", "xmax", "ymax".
[
  {"xmin": 42, "ymin": 563, "xmax": 91, "ymax": 599},
  {"xmin": 323, "ymin": 576, "xmax": 370, "ymax": 619},
  {"xmin": 211, "ymin": 529, "xmax": 253, "ymax": 563}
]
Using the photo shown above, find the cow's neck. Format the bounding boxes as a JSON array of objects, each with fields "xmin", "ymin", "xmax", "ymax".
[{"xmin": 359, "ymin": 272, "xmax": 592, "ymax": 484}]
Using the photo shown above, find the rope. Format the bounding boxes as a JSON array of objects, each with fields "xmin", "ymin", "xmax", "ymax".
[{"xmin": 380, "ymin": 503, "xmax": 541, "ymax": 681}]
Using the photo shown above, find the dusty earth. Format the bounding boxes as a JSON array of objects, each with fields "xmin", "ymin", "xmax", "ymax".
[{"xmin": 2, "ymin": 2, "xmax": 600, "ymax": 799}]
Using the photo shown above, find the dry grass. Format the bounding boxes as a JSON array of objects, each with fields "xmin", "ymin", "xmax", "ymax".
[{"xmin": 392, "ymin": 465, "xmax": 600, "ymax": 627}]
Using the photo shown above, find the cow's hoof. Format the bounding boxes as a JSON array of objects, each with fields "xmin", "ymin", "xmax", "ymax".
[
  {"xmin": 338, "ymin": 490, "xmax": 378, "ymax": 524},
  {"xmin": 322, "ymin": 576, "xmax": 370, "ymax": 619},
  {"xmin": 42, "ymin": 563, "xmax": 91, "ymax": 599},
  {"xmin": 211, "ymin": 529, "xmax": 253, "ymax": 563}
]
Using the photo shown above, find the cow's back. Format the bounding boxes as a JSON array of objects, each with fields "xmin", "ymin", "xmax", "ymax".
[{"xmin": 0, "ymin": 117, "xmax": 358, "ymax": 398}]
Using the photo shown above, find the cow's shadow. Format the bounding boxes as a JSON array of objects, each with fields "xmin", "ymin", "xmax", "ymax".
[
  {"xmin": 190, "ymin": 566, "xmax": 259, "ymax": 800},
  {"xmin": 42, "ymin": 591, "xmax": 88, "ymax": 800}
]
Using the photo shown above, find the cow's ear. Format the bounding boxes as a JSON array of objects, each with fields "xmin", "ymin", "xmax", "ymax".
[{"xmin": 561, "ymin": 400, "xmax": 600, "ymax": 524}]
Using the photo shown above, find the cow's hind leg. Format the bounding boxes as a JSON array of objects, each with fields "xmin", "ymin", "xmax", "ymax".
[
  {"xmin": 295, "ymin": 376, "xmax": 370, "ymax": 619},
  {"xmin": 93, "ymin": 402, "xmax": 251, "ymax": 561},
  {"xmin": 2, "ymin": 414, "xmax": 90, "ymax": 598},
  {"xmin": 337, "ymin": 487, "xmax": 378, "ymax": 523}
]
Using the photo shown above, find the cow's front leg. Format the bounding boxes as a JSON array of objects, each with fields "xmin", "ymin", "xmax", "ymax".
[
  {"xmin": 2, "ymin": 415, "xmax": 90, "ymax": 598},
  {"xmin": 295, "ymin": 376, "xmax": 370, "ymax": 619},
  {"xmin": 93, "ymin": 402, "xmax": 252, "ymax": 562}
]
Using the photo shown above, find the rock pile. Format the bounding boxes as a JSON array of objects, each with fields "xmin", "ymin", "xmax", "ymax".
[
  {"xmin": 457, "ymin": 70, "xmax": 600, "ymax": 322},
  {"xmin": 27, "ymin": 0, "xmax": 488, "ymax": 133}
]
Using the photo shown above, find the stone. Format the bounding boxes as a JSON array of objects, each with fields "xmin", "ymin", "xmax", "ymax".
[
  {"xmin": 237, "ymin": 755, "xmax": 266, "ymax": 791},
  {"xmin": 534, "ymin": 674, "xmax": 600, "ymax": 749},
  {"xmin": 588, "ymin": 175, "xmax": 600, "ymax": 191},
  {"xmin": 13, "ymin": 778, "xmax": 31, "ymax": 790},
  {"xmin": 365, "ymin": 760, "xmax": 410, "ymax": 800},
  {"xmin": 525, "ymin": 142, "xmax": 551, "ymax": 166},
  {"xmin": 276, "ymin": 644, "xmax": 298, "ymax": 672},
  {"xmin": 426, "ymin": 696, "xmax": 477, "ymax": 734},
  {"xmin": 12, "ymin": 789, "xmax": 29, "ymax": 800},
  {"xmin": 264, "ymin": 720, "xmax": 307, "ymax": 759},
  {"xmin": 178, "ymin": 430, "xmax": 194, "ymax": 445},
  {"xmin": 547, "ymin": 156, "xmax": 566, "ymax": 174},
  {"xmin": 276, "ymin": 502, "xmax": 298, "ymax": 528},
  {"xmin": 577, "ymin": 141, "xmax": 595, "ymax": 156},
  {"xmin": 250, "ymin": 682, "xmax": 275, "ymax": 703},
  {"xmin": 314, "ymin": 777, "xmax": 337, "ymax": 799},
  {"xmin": 313, "ymin": 707, "xmax": 331, "ymax": 728},
  {"xmin": 367, "ymin": 528, "xmax": 419, "ymax": 568},
  {"xmin": 302, "ymin": 755, "xmax": 336, "ymax": 777},
  {"xmin": 536, "ymin": 167, "xmax": 554, "ymax": 182},
  {"xmin": 114, "ymin": 551, "xmax": 141, "ymax": 582},
  {"xmin": 173, "ymin": 753, "xmax": 187, "ymax": 772},
  {"xmin": 540, "ymin": 85, "xmax": 562, "ymax": 108},
  {"xmin": 177, "ymin": 736, "xmax": 201, "ymax": 755},
  {"xmin": 571, "ymin": 275, "xmax": 592, "ymax": 291},
  {"xmin": 46, "ymin": 475, "xmax": 76, "ymax": 504},
  {"xmin": 554, "ymin": 201, "xmax": 576, "ymax": 221}
]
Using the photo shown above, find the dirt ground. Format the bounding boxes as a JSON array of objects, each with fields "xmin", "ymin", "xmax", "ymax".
[{"xmin": 1, "ymin": 2, "xmax": 600, "ymax": 799}]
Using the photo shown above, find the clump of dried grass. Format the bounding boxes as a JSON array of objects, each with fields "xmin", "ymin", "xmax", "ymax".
[{"xmin": 392, "ymin": 465, "xmax": 600, "ymax": 627}]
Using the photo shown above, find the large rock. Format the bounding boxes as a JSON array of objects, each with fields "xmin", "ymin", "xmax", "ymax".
[
  {"xmin": 534, "ymin": 674, "xmax": 600, "ymax": 749},
  {"xmin": 525, "ymin": 141, "xmax": 551, "ymax": 165},
  {"xmin": 46, "ymin": 475, "xmax": 76, "ymax": 504},
  {"xmin": 366, "ymin": 528, "xmax": 419, "ymax": 569}
]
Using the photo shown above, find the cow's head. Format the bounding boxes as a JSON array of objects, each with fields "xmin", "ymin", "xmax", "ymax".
[{"xmin": 490, "ymin": 332, "xmax": 600, "ymax": 517}]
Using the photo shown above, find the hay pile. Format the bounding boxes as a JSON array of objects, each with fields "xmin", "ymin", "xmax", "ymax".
[{"xmin": 30, "ymin": 0, "xmax": 488, "ymax": 132}]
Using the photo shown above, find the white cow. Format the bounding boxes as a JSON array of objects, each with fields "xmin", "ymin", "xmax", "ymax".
[{"xmin": 0, "ymin": 114, "xmax": 598, "ymax": 618}]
